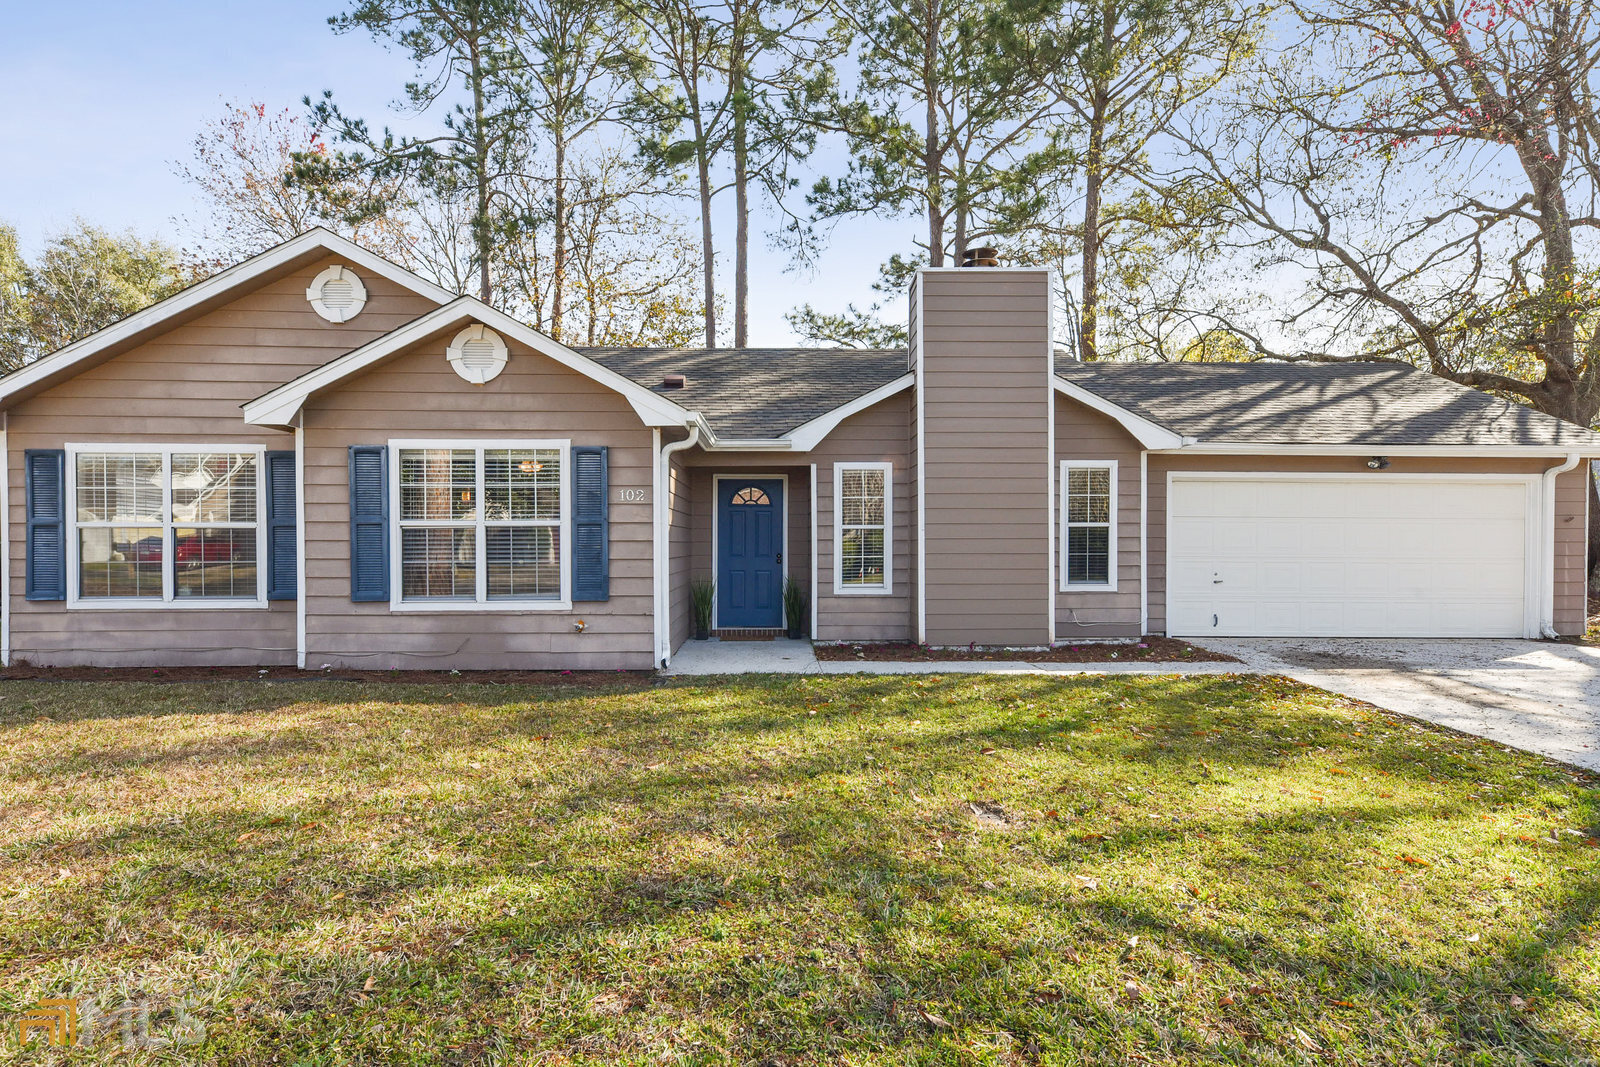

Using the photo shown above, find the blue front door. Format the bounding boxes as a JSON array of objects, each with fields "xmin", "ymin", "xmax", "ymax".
[{"xmin": 717, "ymin": 478, "xmax": 784, "ymax": 628}]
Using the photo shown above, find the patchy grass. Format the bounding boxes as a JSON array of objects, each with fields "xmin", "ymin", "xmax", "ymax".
[{"xmin": 1, "ymin": 675, "xmax": 1597, "ymax": 1064}]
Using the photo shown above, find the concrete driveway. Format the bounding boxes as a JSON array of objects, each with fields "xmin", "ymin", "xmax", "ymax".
[{"xmin": 1200, "ymin": 638, "xmax": 1600, "ymax": 772}]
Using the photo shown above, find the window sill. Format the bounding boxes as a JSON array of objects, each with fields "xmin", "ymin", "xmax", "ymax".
[
  {"xmin": 1059, "ymin": 583, "xmax": 1119, "ymax": 594},
  {"xmin": 68, "ymin": 599, "xmax": 269, "ymax": 611},
  {"xmin": 388, "ymin": 600, "xmax": 573, "ymax": 613},
  {"xmin": 833, "ymin": 585, "xmax": 893, "ymax": 596}
]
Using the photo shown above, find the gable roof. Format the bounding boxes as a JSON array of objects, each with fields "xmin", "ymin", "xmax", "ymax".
[
  {"xmin": 243, "ymin": 297, "xmax": 697, "ymax": 429},
  {"xmin": 0, "ymin": 228, "xmax": 456, "ymax": 409},
  {"xmin": 1056, "ymin": 359, "xmax": 1600, "ymax": 451},
  {"xmin": 581, "ymin": 346, "xmax": 909, "ymax": 441}
]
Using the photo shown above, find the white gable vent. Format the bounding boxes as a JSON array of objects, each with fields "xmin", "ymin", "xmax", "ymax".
[
  {"xmin": 445, "ymin": 324, "xmax": 509, "ymax": 384},
  {"xmin": 306, "ymin": 264, "xmax": 368, "ymax": 323}
]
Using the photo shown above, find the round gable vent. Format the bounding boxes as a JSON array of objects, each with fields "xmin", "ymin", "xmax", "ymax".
[
  {"xmin": 446, "ymin": 324, "xmax": 509, "ymax": 384},
  {"xmin": 306, "ymin": 265, "xmax": 368, "ymax": 322}
]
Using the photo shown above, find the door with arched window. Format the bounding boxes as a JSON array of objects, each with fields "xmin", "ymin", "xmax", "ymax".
[{"xmin": 716, "ymin": 478, "xmax": 784, "ymax": 628}]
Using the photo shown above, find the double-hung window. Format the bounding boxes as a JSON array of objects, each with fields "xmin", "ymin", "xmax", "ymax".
[
  {"xmin": 1060, "ymin": 460, "xmax": 1117, "ymax": 590},
  {"xmin": 834, "ymin": 461, "xmax": 892, "ymax": 594},
  {"xmin": 69, "ymin": 446, "xmax": 264, "ymax": 606},
  {"xmin": 393, "ymin": 441, "xmax": 569, "ymax": 609}
]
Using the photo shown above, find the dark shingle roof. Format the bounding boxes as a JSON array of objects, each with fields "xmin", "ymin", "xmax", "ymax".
[
  {"xmin": 1056, "ymin": 359, "xmax": 1600, "ymax": 448},
  {"xmin": 579, "ymin": 346, "xmax": 908, "ymax": 439}
]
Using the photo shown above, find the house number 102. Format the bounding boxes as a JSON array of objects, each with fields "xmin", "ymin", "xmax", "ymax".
[{"xmin": 618, "ymin": 488, "xmax": 648, "ymax": 503}]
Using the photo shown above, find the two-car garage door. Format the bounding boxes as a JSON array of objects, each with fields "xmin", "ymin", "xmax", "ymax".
[{"xmin": 1167, "ymin": 474, "xmax": 1537, "ymax": 638}]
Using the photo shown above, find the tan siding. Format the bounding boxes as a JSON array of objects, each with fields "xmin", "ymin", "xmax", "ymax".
[
  {"xmin": 811, "ymin": 395, "xmax": 914, "ymax": 641},
  {"xmin": 6, "ymin": 255, "xmax": 439, "ymax": 666},
  {"xmin": 1055, "ymin": 397, "xmax": 1143, "ymax": 639},
  {"xmin": 668, "ymin": 444, "xmax": 693, "ymax": 651},
  {"xmin": 301, "ymin": 328, "xmax": 656, "ymax": 670},
  {"xmin": 918, "ymin": 270, "xmax": 1052, "ymax": 646},
  {"xmin": 1147, "ymin": 453, "xmax": 1587, "ymax": 637},
  {"xmin": 1554, "ymin": 465, "xmax": 1589, "ymax": 636}
]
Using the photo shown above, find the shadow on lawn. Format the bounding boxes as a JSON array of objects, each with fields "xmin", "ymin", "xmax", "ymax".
[{"xmin": 5, "ymin": 673, "xmax": 1597, "ymax": 1061}]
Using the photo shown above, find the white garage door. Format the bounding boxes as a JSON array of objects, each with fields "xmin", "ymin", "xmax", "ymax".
[{"xmin": 1167, "ymin": 475, "xmax": 1535, "ymax": 638}]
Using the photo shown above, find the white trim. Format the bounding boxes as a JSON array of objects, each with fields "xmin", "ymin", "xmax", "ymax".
[
  {"xmin": 1, "ymin": 428, "xmax": 9, "ymax": 666},
  {"xmin": 913, "ymin": 272, "xmax": 927, "ymax": 645},
  {"xmin": 832, "ymin": 461, "xmax": 893, "ymax": 595},
  {"xmin": 710, "ymin": 473, "xmax": 789, "ymax": 630},
  {"xmin": 1053, "ymin": 378, "xmax": 1188, "ymax": 450},
  {"xmin": 1059, "ymin": 460, "xmax": 1119, "ymax": 593},
  {"xmin": 656, "ymin": 424, "xmax": 701, "ymax": 666},
  {"xmin": 809, "ymin": 462, "xmax": 819, "ymax": 638},
  {"xmin": 1539, "ymin": 453, "xmax": 1582, "ymax": 637},
  {"xmin": 1045, "ymin": 270, "xmax": 1057, "ymax": 645},
  {"xmin": 651, "ymin": 427, "xmax": 663, "ymax": 664},
  {"xmin": 386, "ymin": 438, "xmax": 573, "ymax": 613},
  {"xmin": 1138, "ymin": 451, "xmax": 1149, "ymax": 635},
  {"xmin": 0, "ymin": 228, "xmax": 452, "ymax": 407},
  {"xmin": 445, "ymin": 324, "xmax": 509, "ymax": 384},
  {"xmin": 65, "ymin": 443, "xmax": 269, "ymax": 610},
  {"xmin": 785, "ymin": 375, "xmax": 914, "ymax": 451},
  {"xmin": 306, "ymin": 264, "xmax": 369, "ymax": 323},
  {"xmin": 1164, "ymin": 470, "xmax": 1543, "ymax": 639},
  {"xmin": 244, "ymin": 298, "xmax": 694, "ymax": 430},
  {"xmin": 1156, "ymin": 442, "xmax": 1600, "ymax": 458},
  {"xmin": 294, "ymin": 419, "xmax": 307, "ymax": 669}
]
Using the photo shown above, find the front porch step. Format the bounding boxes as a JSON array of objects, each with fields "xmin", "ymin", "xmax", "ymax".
[{"xmin": 713, "ymin": 628, "xmax": 786, "ymax": 641}]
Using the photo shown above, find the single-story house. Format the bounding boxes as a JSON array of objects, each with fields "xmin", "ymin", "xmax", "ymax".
[{"xmin": 1, "ymin": 229, "xmax": 1594, "ymax": 669}]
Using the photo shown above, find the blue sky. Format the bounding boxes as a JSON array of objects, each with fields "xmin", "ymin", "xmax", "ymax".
[{"xmin": 1, "ymin": 1, "xmax": 907, "ymax": 343}]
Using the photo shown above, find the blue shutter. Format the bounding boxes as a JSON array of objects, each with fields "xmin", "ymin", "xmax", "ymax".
[
  {"xmin": 25, "ymin": 449, "xmax": 66, "ymax": 601},
  {"xmin": 348, "ymin": 445, "xmax": 389, "ymax": 602},
  {"xmin": 571, "ymin": 445, "xmax": 609, "ymax": 601},
  {"xmin": 264, "ymin": 450, "xmax": 296, "ymax": 600}
]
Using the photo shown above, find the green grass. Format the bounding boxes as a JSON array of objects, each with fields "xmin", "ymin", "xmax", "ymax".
[{"xmin": 1, "ymin": 674, "xmax": 1597, "ymax": 1064}]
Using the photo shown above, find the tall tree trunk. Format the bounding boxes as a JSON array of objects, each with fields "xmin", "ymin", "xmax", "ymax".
[
  {"xmin": 695, "ymin": 131, "xmax": 717, "ymax": 347},
  {"xmin": 732, "ymin": 17, "xmax": 749, "ymax": 348},
  {"xmin": 923, "ymin": 0, "xmax": 944, "ymax": 266},
  {"xmin": 552, "ymin": 133, "xmax": 567, "ymax": 340},
  {"xmin": 1078, "ymin": 7, "xmax": 1114, "ymax": 362},
  {"xmin": 469, "ymin": 30, "xmax": 493, "ymax": 304}
]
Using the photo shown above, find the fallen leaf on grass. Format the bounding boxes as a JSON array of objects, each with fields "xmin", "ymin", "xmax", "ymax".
[
  {"xmin": 1293, "ymin": 1027, "xmax": 1322, "ymax": 1052},
  {"xmin": 1398, "ymin": 854, "xmax": 1431, "ymax": 867},
  {"xmin": 918, "ymin": 1007, "xmax": 952, "ymax": 1029},
  {"xmin": 1217, "ymin": 994, "xmax": 1236, "ymax": 1007},
  {"xmin": 1123, "ymin": 980, "xmax": 1143, "ymax": 1000},
  {"xmin": 1510, "ymin": 995, "xmax": 1530, "ymax": 1011}
]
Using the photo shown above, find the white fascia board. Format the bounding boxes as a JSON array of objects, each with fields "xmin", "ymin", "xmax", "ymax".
[
  {"xmin": 1052, "ymin": 377, "xmax": 1188, "ymax": 450},
  {"xmin": 0, "ymin": 228, "xmax": 453, "ymax": 406},
  {"xmin": 243, "ymin": 296, "xmax": 696, "ymax": 429},
  {"xmin": 1155, "ymin": 442, "xmax": 1600, "ymax": 457},
  {"xmin": 785, "ymin": 374, "xmax": 914, "ymax": 452}
]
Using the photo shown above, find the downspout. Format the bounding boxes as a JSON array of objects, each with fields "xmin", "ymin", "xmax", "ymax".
[
  {"xmin": 657, "ymin": 422, "xmax": 702, "ymax": 667},
  {"xmin": 1540, "ymin": 452, "xmax": 1581, "ymax": 638}
]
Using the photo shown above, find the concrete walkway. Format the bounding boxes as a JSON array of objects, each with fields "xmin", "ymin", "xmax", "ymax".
[
  {"xmin": 663, "ymin": 636, "xmax": 1600, "ymax": 772},
  {"xmin": 663, "ymin": 638, "xmax": 1241, "ymax": 676}
]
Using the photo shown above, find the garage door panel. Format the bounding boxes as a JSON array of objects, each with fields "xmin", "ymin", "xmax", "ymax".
[{"xmin": 1168, "ymin": 476, "xmax": 1531, "ymax": 638}]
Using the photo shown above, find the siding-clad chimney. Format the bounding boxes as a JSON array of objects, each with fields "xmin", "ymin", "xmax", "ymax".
[{"xmin": 911, "ymin": 267, "xmax": 1054, "ymax": 646}]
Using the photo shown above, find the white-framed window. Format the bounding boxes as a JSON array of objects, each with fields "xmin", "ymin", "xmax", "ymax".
[
  {"xmin": 1060, "ymin": 460, "xmax": 1117, "ymax": 591},
  {"xmin": 389, "ymin": 439, "xmax": 571, "ymax": 611},
  {"xmin": 66, "ymin": 444, "xmax": 266, "ymax": 608},
  {"xmin": 834, "ymin": 461, "xmax": 892, "ymax": 594}
]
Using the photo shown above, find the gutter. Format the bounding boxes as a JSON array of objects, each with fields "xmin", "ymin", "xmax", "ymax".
[
  {"xmin": 656, "ymin": 421, "xmax": 702, "ymax": 667},
  {"xmin": 1540, "ymin": 452, "xmax": 1582, "ymax": 638}
]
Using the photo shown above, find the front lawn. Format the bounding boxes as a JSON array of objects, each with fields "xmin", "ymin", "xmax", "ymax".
[{"xmin": 1, "ymin": 675, "xmax": 1596, "ymax": 1064}]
